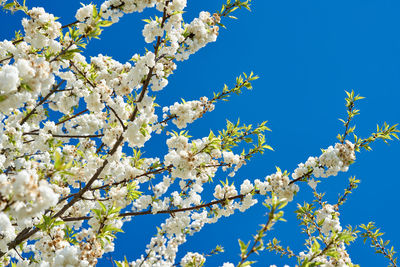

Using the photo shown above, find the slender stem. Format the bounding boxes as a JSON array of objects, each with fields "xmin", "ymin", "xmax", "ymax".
[
  {"xmin": 23, "ymin": 132, "xmax": 104, "ymax": 138},
  {"xmin": 289, "ymin": 169, "xmax": 313, "ymax": 185},
  {"xmin": 56, "ymin": 109, "xmax": 89, "ymax": 126},
  {"xmin": 341, "ymin": 102, "xmax": 354, "ymax": 144},
  {"xmin": 154, "ymin": 114, "xmax": 176, "ymax": 125},
  {"xmin": 107, "ymin": 105, "xmax": 127, "ymax": 130},
  {"xmin": 62, "ymin": 190, "xmax": 255, "ymax": 222},
  {"xmin": 90, "ymin": 165, "xmax": 172, "ymax": 191},
  {"xmin": 22, "ymin": 108, "xmax": 89, "ymax": 143},
  {"xmin": 364, "ymin": 229, "xmax": 398, "ymax": 267},
  {"xmin": 50, "ymin": 41, "xmax": 78, "ymax": 63},
  {"xmin": 70, "ymin": 61, "xmax": 96, "ymax": 88},
  {"xmin": 238, "ymin": 207, "xmax": 276, "ymax": 266},
  {"xmin": 20, "ymin": 80, "xmax": 65, "ymax": 125},
  {"xmin": 61, "ymin": 20, "xmax": 79, "ymax": 29},
  {"xmin": 307, "ymin": 238, "xmax": 335, "ymax": 263},
  {"xmin": 0, "ymin": 56, "xmax": 13, "ymax": 64}
]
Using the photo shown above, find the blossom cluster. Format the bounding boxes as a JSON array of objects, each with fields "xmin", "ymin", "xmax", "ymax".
[
  {"xmin": 292, "ymin": 140, "xmax": 356, "ymax": 181},
  {"xmin": 163, "ymin": 97, "xmax": 215, "ymax": 129},
  {"xmin": 0, "ymin": 0, "xmax": 382, "ymax": 266},
  {"xmin": 0, "ymin": 0, "xmax": 230, "ymax": 264},
  {"xmin": 299, "ymin": 203, "xmax": 355, "ymax": 266},
  {"xmin": 22, "ymin": 7, "xmax": 61, "ymax": 49},
  {"xmin": 180, "ymin": 252, "xmax": 206, "ymax": 267},
  {"xmin": 315, "ymin": 204, "xmax": 342, "ymax": 235}
]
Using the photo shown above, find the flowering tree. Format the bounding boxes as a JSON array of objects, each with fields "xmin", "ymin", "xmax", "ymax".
[{"xmin": 0, "ymin": 0, "xmax": 398, "ymax": 266}]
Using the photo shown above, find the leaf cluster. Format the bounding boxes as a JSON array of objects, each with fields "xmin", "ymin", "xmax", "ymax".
[
  {"xmin": 2, "ymin": 0, "xmax": 28, "ymax": 14},
  {"xmin": 92, "ymin": 202, "xmax": 124, "ymax": 247},
  {"xmin": 211, "ymin": 72, "xmax": 259, "ymax": 103},
  {"xmin": 237, "ymin": 195, "xmax": 287, "ymax": 266},
  {"xmin": 360, "ymin": 222, "xmax": 398, "ymax": 267},
  {"xmin": 218, "ymin": 0, "xmax": 252, "ymax": 23}
]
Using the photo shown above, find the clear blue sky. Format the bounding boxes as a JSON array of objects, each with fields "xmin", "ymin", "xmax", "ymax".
[{"xmin": 1, "ymin": 0, "xmax": 400, "ymax": 266}]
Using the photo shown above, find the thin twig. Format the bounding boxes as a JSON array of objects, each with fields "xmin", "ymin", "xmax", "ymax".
[
  {"xmin": 61, "ymin": 20, "xmax": 79, "ymax": 29},
  {"xmin": 20, "ymin": 80, "xmax": 66, "ymax": 125},
  {"xmin": 23, "ymin": 132, "xmax": 104, "ymax": 138},
  {"xmin": 62, "ymin": 190, "xmax": 256, "ymax": 222},
  {"xmin": 56, "ymin": 109, "xmax": 89, "ymax": 126},
  {"xmin": 107, "ymin": 105, "xmax": 127, "ymax": 130}
]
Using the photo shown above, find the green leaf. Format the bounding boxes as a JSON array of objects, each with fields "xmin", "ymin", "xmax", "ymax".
[
  {"xmin": 54, "ymin": 151, "xmax": 62, "ymax": 170},
  {"xmin": 98, "ymin": 201, "xmax": 107, "ymax": 213},
  {"xmin": 3, "ymin": 2, "xmax": 15, "ymax": 10},
  {"xmin": 0, "ymin": 94, "xmax": 8, "ymax": 102},
  {"xmin": 99, "ymin": 20, "xmax": 113, "ymax": 27}
]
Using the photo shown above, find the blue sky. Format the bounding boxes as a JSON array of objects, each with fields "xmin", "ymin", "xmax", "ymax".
[{"xmin": 1, "ymin": 0, "xmax": 400, "ymax": 266}]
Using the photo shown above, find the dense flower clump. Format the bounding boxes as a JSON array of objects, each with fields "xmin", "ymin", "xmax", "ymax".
[
  {"xmin": 0, "ymin": 0, "xmax": 394, "ymax": 266},
  {"xmin": 0, "ymin": 0, "xmax": 232, "ymax": 264},
  {"xmin": 298, "ymin": 204, "xmax": 354, "ymax": 266}
]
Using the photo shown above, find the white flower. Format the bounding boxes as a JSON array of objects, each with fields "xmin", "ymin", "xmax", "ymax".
[
  {"xmin": 167, "ymin": 0, "xmax": 187, "ymax": 12},
  {"xmin": 315, "ymin": 204, "xmax": 342, "ymax": 235},
  {"xmin": 307, "ymin": 179, "xmax": 318, "ymax": 190},
  {"xmin": 22, "ymin": 7, "xmax": 61, "ymax": 49},
  {"xmin": 0, "ymin": 65, "xmax": 19, "ymax": 94},
  {"xmin": 84, "ymin": 91, "xmax": 104, "ymax": 113},
  {"xmin": 213, "ymin": 183, "xmax": 237, "ymax": 200},
  {"xmin": 168, "ymin": 100, "xmax": 204, "ymax": 129},
  {"xmin": 75, "ymin": 4, "xmax": 94, "ymax": 22},
  {"xmin": 240, "ymin": 179, "xmax": 254, "ymax": 195},
  {"xmin": 222, "ymin": 151, "xmax": 240, "ymax": 165},
  {"xmin": 180, "ymin": 252, "xmax": 205, "ymax": 267},
  {"xmin": 0, "ymin": 213, "xmax": 16, "ymax": 252},
  {"xmin": 142, "ymin": 20, "xmax": 163, "ymax": 43}
]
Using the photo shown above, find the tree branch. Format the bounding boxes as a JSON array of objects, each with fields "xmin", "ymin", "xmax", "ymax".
[{"xmin": 20, "ymin": 80, "xmax": 65, "ymax": 125}]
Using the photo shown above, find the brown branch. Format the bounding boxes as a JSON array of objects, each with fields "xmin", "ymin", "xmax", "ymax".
[
  {"xmin": 70, "ymin": 61, "xmax": 96, "ymax": 88},
  {"xmin": 288, "ymin": 169, "xmax": 313, "ymax": 185},
  {"xmin": 62, "ymin": 190, "xmax": 256, "ymax": 222},
  {"xmin": 19, "ymin": 107, "xmax": 88, "ymax": 133},
  {"xmin": 154, "ymin": 114, "xmax": 176, "ymax": 125},
  {"xmin": 50, "ymin": 41, "xmax": 77, "ymax": 63},
  {"xmin": 0, "ymin": 39, "xmax": 24, "ymax": 64},
  {"xmin": 341, "ymin": 102, "xmax": 354, "ymax": 144},
  {"xmin": 307, "ymin": 238, "xmax": 336, "ymax": 263},
  {"xmin": 90, "ymin": 165, "xmax": 172, "ymax": 191},
  {"xmin": 20, "ymin": 80, "xmax": 66, "ymax": 125},
  {"xmin": 0, "ymin": 56, "xmax": 13, "ymax": 64},
  {"xmin": 61, "ymin": 20, "xmax": 79, "ymax": 29},
  {"xmin": 96, "ymin": 143, "xmax": 105, "ymax": 154},
  {"xmin": 56, "ymin": 109, "xmax": 89, "ymax": 126},
  {"xmin": 107, "ymin": 105, "xmax": 127, "ymax": 130},
  {"xmin": 23, "ymin": 132, "xmax": 103, "ymax": 138},
  {"xmin": 81, "ymin": 196, "xmax": 111, "ymax": 202},
  {"xmin": 89, "ymin": 161, "xmax": 229, "ymax": 193},
  {"xmin": 238, "ymin": 207, "xmax": 276, "ymax": 266},
  {"xmin": 12, "ymin": 38, "xmax": 24, "ymax": 45},
  {"xmin": 15, "ymin": 152, "xmax": 43, "ymax": 159}
]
